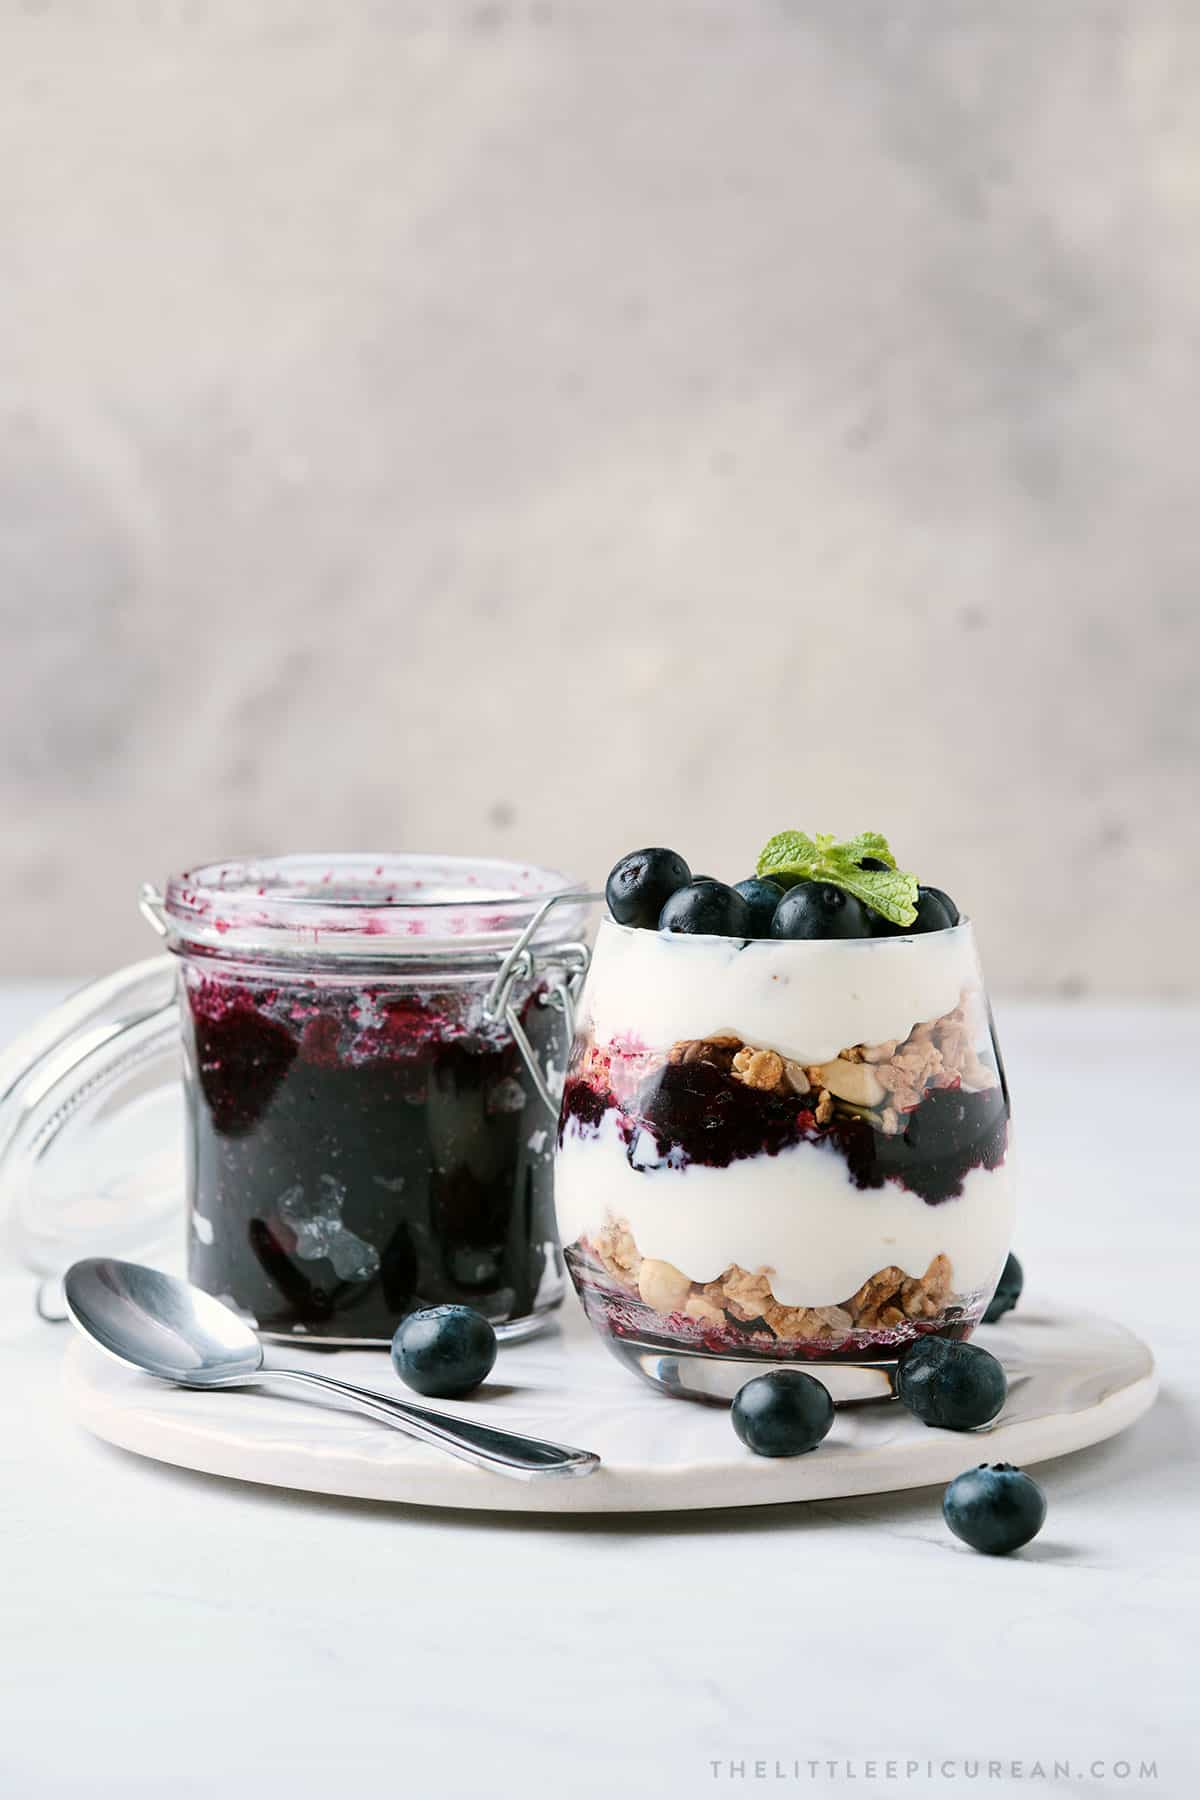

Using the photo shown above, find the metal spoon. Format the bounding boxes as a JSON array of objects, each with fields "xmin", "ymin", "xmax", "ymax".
[{"xmin": 64, "ymin": 1258, "xmax": 600, "ymax": 1482}]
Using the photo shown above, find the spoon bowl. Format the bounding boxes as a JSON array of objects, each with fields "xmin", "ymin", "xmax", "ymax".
[{"xmin": 65, "ymin": 1258, "xmax": 264, "ymax": 1384}]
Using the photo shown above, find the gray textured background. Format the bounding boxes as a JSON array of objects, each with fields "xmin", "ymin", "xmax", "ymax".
[{"xmin": 3, "ymin": 1, "xmax": 1197, "ymax": 991}]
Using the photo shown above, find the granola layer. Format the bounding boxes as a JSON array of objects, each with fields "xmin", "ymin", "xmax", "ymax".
[{"xmin": 590, "ymin": 1215, "xmax": 957, "ymax": 1343}]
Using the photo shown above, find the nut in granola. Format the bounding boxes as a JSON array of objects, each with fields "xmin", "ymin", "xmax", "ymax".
[
  {"xmin": 731, "ymin": 1047, "xmax": 786, "ymax": 1092},
  {"xmin": 811, "ymin": 1056, "xmax": 888, "ymax": 1109},
  {"xmin": 637, "ymin": 1258, "xmax": 691, "ymax": 1315}
]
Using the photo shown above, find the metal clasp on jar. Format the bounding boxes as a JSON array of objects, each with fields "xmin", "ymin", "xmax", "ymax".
[
  {"xmin": 142, "ymin": 878, "xmax": 599, "ymax": 1116},
  {"xmin": 482, "ymin": 891, "xmax": 600, "ymax": 1114}
]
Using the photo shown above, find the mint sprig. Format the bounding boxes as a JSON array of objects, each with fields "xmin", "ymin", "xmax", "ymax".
[
  {"xmin": 837, "ymin": 831, "xmax": 896, "ymax": 871},
  {"xmin": 755, "ymin": 830, "xmax": 918, "ymax": 928}
]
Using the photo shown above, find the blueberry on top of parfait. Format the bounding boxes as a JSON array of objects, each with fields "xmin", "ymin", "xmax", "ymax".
[
  {"xmin": 659, "ymin": 879, "xmax": 753, "ymax": 939},
  {"xmin": 770, "ymin": 883, "xmax": 874, "ymax": 940},
  {"xmin": 871, "ymin": 883, "xmax": 962, "ymax": 938},
  {"xmin": 605, "ymin": 848, "xmax": 691, "ymax": 930},
  {"xmin": 608, "ymin": 831, "xmax": 960, "ymax": 942},
  {"xmin": 732, "ymin": 877, "xmax": 784, "ymax": 939},
  {"xmin": 912, "ymin": 885, "xmax": 961, "ymax": 932}
]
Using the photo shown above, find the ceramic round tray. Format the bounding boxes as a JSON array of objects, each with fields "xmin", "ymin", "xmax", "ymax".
[{"xmin": 63, "ymin": 1300, "xmax": 1156, "ymax": 1514}]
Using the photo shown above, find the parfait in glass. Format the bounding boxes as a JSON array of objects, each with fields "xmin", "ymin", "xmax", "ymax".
[{"xmin": 555, "ymin": 836, "xmax": 1013, "ymax": 1401}]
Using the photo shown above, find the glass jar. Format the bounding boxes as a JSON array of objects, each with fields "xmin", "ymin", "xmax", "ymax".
[
  {"xmin": 142, "ymin": 854, "xmax": 589, "ymax": 1345},
  {"xmin": 555, "ymin": 916, "xmax": 1014, "ymax": 1401}
]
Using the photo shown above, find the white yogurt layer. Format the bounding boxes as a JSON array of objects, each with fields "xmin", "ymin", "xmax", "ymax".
[
  {"xmin": 581, "ymin": 917, "xmax": 984, "ymax": 1066},
  {"xmin": 555, "ymin": 1110, "xmax": 1014, "ymax": 1307}
]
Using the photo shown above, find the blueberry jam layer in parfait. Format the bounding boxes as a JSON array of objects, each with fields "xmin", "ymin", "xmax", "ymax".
[
  {"xmin": 163, "ymin": 854, "xmax": 587, "ymax": 1344},
  {"xmin": 556, "ymin": 833, "xmax": 1014, "ymax": 1371}
]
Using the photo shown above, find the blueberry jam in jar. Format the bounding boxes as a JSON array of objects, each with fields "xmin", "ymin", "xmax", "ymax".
[{"xmin": 159, "ymin": 856, "xmax": 589, "ymax": 1345}]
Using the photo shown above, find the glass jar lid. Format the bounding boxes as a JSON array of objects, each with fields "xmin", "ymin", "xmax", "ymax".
[{"xmin": 153, "ymin": 852, "xmax": 589, "ymax": 965}]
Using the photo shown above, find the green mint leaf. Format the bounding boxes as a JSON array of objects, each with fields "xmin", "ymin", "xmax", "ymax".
[
  {"xmin": 756, "ymin": 831, "xmax": 820, "ymax": 886},
  {"xmin": 827, "ymin": 863, "xmax": 919, "ymax": 927},
  {"xmin": 835, "ymin": 831, "xmax": 896, "ymax": 871},
  {"xmin": 756, "ymin": 828, "xmax": 918, "ymax": 925}
]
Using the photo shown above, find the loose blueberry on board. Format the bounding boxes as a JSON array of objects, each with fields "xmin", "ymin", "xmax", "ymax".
[
  {"xmin": 943, "ymin": 1463, "xmax": 1047, "ymax": 1555},
  {"xmin": 391, "ymin": 1305, "xmax": 497, "ymax": 1399},
  {"xmin": 605, "ymin": 848, "xmax": 692, "ymax": 930},
  {"xmin": 770, "ymin": 882, "xmax": 873, "ymax": 940},
  {"xmin": 983, "ymin": 1251, "xmax": 1024, "ymax": 1324},
  {"xmin": 731, "ymin": 1370, "xmax": 835, "ymax": 1457},
  {"xmin": 659, "ymin": 879, "xmax": 753, "ymax": 938},
  {"xmin": 732, "ymin": 876, "xmax": 784, "ymax": 938},
  {"xmin": 894, "ymin": 1336, "xmax": 1007, "ymax": 1430}
]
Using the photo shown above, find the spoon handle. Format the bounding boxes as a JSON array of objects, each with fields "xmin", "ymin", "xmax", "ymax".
[{"xmin": 250, "ymin": 1367, "xmax": 601, "ymax": 1482}]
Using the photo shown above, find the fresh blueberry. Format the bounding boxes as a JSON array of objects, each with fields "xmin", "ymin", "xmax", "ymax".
[
  {"xmin": 912, "ymin": 885, "xmax": 961, "ymax": 932},
  {"xmin": 659, "ymin": 879, "xmax": 753, "ymax": 938},
  {"xmin": 869, "ymin": 913, "xmax": 904, "ymax": 938},
  {"xmin": 391, "ymin": 1304, "xmax": 497, "ymax": 1398},
  {"xmin": 732, "ymin": 877, "xmax": 784, "ymax": 938},
  {"xmin": 731, "ymin": 1370, "xmax": 835, "ymax": 1457},
  {"xmin": 871, "ymin": 883, "xmax": 961, "ymax": 938},
  {"xmin": 606, "ymin": 848, "xmax": 692, "ymax": 930},
  {"xmin": 894, "ymin": 1336, "xmax": 1007, "ymax": 1430},
  {"xmin": 943, "ymin": 1462, "xmax": 1047, "ymax": 1555},
  {"xmin": 983, "ymin": 1251, "xmax": 1024, "ymax": 1324},
  {"xmin": 858, "ymin": 855, "xmax": 890, "ymax": 871},
  {"xmin": 770, "ymin": 882, "xmax": 873, "ymax": 940}
]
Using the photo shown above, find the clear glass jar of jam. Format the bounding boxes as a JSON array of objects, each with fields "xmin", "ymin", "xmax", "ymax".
[{"xmin": 149, "ymin": 854, "xmax": 589, "ymax": 1345}]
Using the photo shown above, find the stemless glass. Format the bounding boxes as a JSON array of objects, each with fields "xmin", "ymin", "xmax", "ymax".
[
  {"xmin": 555, "ymin": 916, "xmax": 1014, "ymax": 1401},
  {"xmin": 149, "ymin": 854, "xmax": 589, "ymax": 1345}
]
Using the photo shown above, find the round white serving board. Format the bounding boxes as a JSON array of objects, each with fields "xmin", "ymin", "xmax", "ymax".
[{"xmin": 64, "ymin": 1302, "xmax": 1155, "ymax": 1515}]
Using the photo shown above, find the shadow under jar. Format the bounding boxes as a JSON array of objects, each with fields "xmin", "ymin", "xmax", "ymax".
[
  {"xmin": 157, "ymin": 855, "xmax": 589, "ymax": 1346},
  {"xmin": 555, "ymin": 917, "xmax": 1014, "ymax": 1402}
]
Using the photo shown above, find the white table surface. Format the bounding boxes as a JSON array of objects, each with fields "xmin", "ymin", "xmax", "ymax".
[{"xmin": 1, "ymin": 985, "xmax": 1196, "ymax": 1799}]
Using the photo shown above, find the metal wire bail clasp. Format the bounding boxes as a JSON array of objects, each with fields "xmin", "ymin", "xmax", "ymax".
[
  {"xmin": 482, "ymin": 891, "xmax": 600, "ymax": 1114},
  {"xmin": 138, "ymin": 883, "xmax": 171, "ymax": 940}
]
